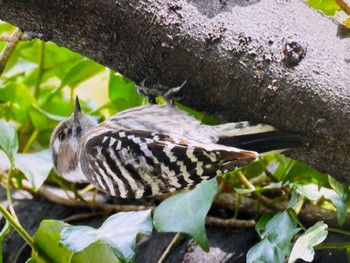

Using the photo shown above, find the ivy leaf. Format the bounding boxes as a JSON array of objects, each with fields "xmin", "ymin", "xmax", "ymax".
[
  {"xmin": 255, "ymin": 213, "xmax": 276, "ymax": 237},
  {"xmin": 246, "ymin": 238, "xmax": 285, "ymax": 263},
  {"xmin": 61, "ymin": 210, "xmax": 152, "ymax": 263},
  {"xmin": 32, "ymin": 220, "xmax": 74, "ymax": 263},
  {"xmin": 0, "ymin": 119, "xmax": 18, "ymax": 166},
  {"xmin": 32, "ymin": 220, "xmax": 121, "ymax": 263},
  {"xmin": 153, "ymin": 178, "xmax": 218, "ymax": 252},
  {"xmin": 288, "ymin": 221, "xmax": 328, "ymax": 263},
  {"xmin": 15, "ymin": 150, "xmax": 53, "ymax": 191},
  {"xmin": 262, "ymin": 211, "xmax": 300, "ymax": 255},
  {"xmin": 248, "ymin": 210, "xmax": 300, "ymax": 262}
]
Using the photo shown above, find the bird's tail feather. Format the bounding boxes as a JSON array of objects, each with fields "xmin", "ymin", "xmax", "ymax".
[{"xmin": 215, "ymin": 122, "xmax": 304, "ymax": 153}]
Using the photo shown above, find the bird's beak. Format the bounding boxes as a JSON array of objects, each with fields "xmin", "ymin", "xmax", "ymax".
[{"xmin": 73, "ymin": 96, "xmax": 82, "ymax": 121}]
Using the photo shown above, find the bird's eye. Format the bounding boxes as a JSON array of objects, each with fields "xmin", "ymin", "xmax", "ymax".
[{"xmin": 58, "ymin": 131, "xmax": 66, "ymax": 142}]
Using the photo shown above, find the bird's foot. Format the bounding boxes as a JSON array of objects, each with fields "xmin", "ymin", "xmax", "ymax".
[{"xmin": 136, "ymin": 79, "xmax": 187, "ymax": 105}]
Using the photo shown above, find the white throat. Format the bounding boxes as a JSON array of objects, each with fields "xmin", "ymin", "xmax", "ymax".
[{"xmin": 62, "ymin": 163, "xmax": 88, "ymax": 183}]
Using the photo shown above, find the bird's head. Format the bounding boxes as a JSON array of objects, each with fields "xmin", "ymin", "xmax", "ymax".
[{"xmin": 50, "ymin": 97, "xmax": 97, "ymax": 182}]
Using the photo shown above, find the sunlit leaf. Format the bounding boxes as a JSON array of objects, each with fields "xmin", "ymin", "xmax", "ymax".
[
  {"xmin": 40, "ymin": 42, "xmax": 83, "ymax": 83},
  {"xmin": 0, "ymin": 119, "xmax": 18, "ymax": 166},
  {"xmin": 288, "ymin": 221, "xmax": 328, "ymax": 263},
  {"xmin": 306, "ymin": 0, "xmax": 341, "ymax": 16},
  {"xmin": 296, "ymin": 184, "xmax": 347, "ymax": 225},
  {"xmin": 0, "ymin": 82, "xmax": 36, "ymax": 122},
  {"xmin": 154, "ymin": 178, "xmax": 218, "ymax": 251},
  {"xmin": 60, "ymin": 58, "xmax": 105, "ymax": 89},
  {"xmin": 29, "ymin": 104, "xmax": 64, "ymax": 130},
  {"xmin": 15, "ymin": 150, "xmax": 52, "ymax": 190},
  {"xmin": 61, "ymin": 210, "xmax": 152, "ymax": 262},
  {"xmin": 2, "ymin": 57, "xmax": 38, "ymax": 79},
  {"xmin": 328, "ymin": 175, "xmax": 348, "ymax": 196},
  {"xmin": 0, "ymin": 21, "xmax": 16, "ymax": 35},
  {"xmin": 108, "ymin": 71, "xmax": 144, "ymax": 112}
]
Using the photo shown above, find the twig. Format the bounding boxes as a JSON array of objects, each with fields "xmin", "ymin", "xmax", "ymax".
[
  {"xmin": 336, "ymin": 0, "xmax": 350, "ymax": 15},
  {"xmin": 157, "ymin": 233, "xmax": 185, "ymax": 263},
  {"xmin": 328, "ymin": 227, "xmax": 350, "ymax": 237},
  {"xmin": 0, "ymin": 28, "xmax": 24, "ymax": 75},
  {"xmin": 214, "ymin": 192, "xmax": 350, "ymax": 228},
  {"xmin": 33, "ymin": 184, "xmax": 155, "ymax": 213},
  {"xmin": 206, "ymin": 216, "xmax": 255, "ymax": 228},
  {"xmin": 63, "ymin": 211, "xmax": 109, "ymax": 223}
]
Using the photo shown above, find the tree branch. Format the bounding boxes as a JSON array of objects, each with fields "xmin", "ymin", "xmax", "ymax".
[{"xmin": 0, "ymin": 0, "xmax": 350, "ymax": 182}]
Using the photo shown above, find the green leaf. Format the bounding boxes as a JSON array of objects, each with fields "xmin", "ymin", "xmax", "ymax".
[
  {"xmin": 32, "ymin": 220, "xmax": 121, "ymax": 263},
  {"xmin": 32, "ymin": 220, "xmax": 74, "ymax": 263},
  {"xmin": 39, "ymin": 42, "xmax": 83, "ymax": 83},
  {"xmin": 246, "ymin": 238, "xmax": 285, "ymax": 263},
  {"xmin": 153, "ymin": 178, "xmax": 218, "ymax": 251},
  {"xmin": 60, "ymin": 58, "xmax": 105, "ymax": 89},
  {"xmin": 328, "ymin": 175, "xmax": 348, "ymax": 196},
  {"xmin": 296, "ymin": 184, "xmax": 348, "ymax": 225},
  {"xmin": 0, "ymin": 220, "xmax": 11, "ymax": 263},
  {"xmin": 306, "ymin": 0, "xmax": 341, "ymax": 16},
  {"xmin": 29, "ymin": 104, "xmax": 65, "ymax": 130},
  {"xmin": 2, "ymin": 57, "xmax": 38, "ymax": 79},
  {"xmin": 288, "ymin": 221, "xmax": 328, "ymax": 263},
  {"xmin": 249, "ymin": 211, "xmax": 301, "ymax": 262},
  {"xmin": 262, "ymin": 211, "xmax": 300, "ymax": 255},
  {"xmin": 288, "ymin": 189, "xmax": 299, "ymax": 208},
  {"xmin": 0, "ymin": 119, "xmax": 18, "ymax": 166},
  {"xmin": 108, "ymin": 71, "xmax": 144, "ymax": 112},
  {"xmin": 0, "ymin": 21, "xmax": 16, "ymax": 34},
  {"xmin": 72, "ymin": 242, "xmax": 121, "ymax": 263},
  {"xmin": 15, "ymin": 150, "xmax": 53, "ymax": 191},
  {"xmin": 61, "ymin": 210, "xmax": 152, "ymax": 262},
  {"xmin": 0, "ymin": 82, "xmax": 36, "ymax": 122},
  {"xmin": 255, "ymin": 213, "xmax": 276, "ymax": 237}
]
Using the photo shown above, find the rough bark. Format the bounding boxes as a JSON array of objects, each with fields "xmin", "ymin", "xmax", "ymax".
[{"xmin": 0, "ymin": 0, "xmax": 349, "ymax": 182}]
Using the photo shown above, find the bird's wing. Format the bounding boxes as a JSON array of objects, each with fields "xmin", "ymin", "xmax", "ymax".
[{"xmin": 80, "ymin": 129, "xmax": 257, "ymax": 198}]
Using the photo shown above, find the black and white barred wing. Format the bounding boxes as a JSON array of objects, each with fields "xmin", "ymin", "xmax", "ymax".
[{"xmin": 80, "ymin": 130, "xmax": 258, "ymax": 198}]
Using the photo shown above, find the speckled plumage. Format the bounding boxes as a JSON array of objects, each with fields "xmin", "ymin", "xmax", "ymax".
[{"xmin": 50, "ymin": 98, "xmax": 302, "ymax": 198}]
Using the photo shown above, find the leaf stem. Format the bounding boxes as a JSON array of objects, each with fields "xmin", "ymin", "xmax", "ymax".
[
  {"xmin": 328, "ymin": 227, "xmax": 350, "ymax": 237},
  {"xmin": 22, "ymin": 129, "xmax": 39, "ymax": 153},
  {"xmin": 0, "ymin": 204, "xmax": 37, "ymax": 254},
  {"xmin": 157, "ymin": 233, "xmax": 185, "ymax": 263},
  {"xmin": 237, "ymin": 171, "xmax": 255, "ymax": 190},
  {"xmin": 314, "ymin": 242, "xmax": 350, "ymax": 250},
  {"xmin": 34, "ymin": 41, "xmax": 45, "ymax": 98},
  {"xmin": 287, "ymin": 208, "xmax": 306, "ymax": 231},
  {"xmin": 6, "ymin": 168, "xmax": 18, "ymax": 222}
]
